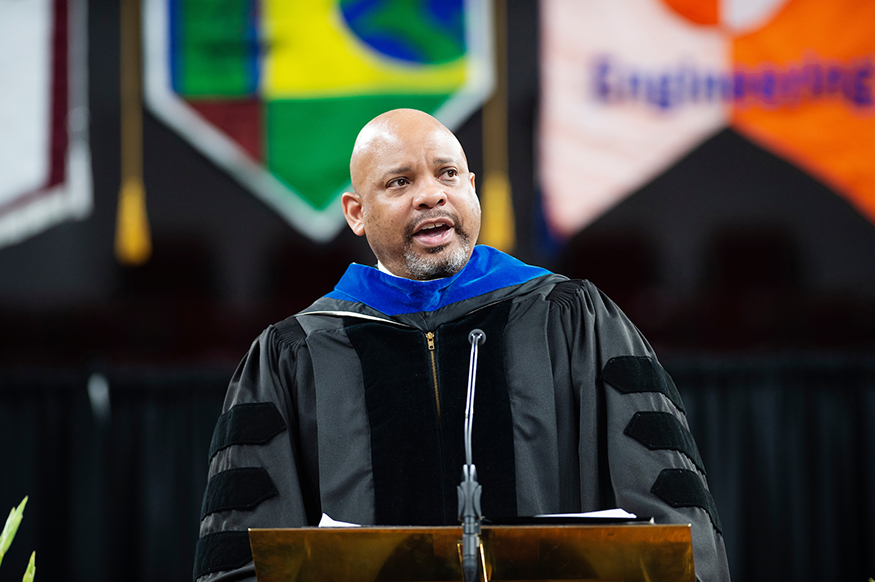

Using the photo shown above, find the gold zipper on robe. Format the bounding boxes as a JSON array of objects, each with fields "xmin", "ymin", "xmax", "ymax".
[{"xmin": 425, "ymin": 331, "xmax": 440, "ymax": 420}]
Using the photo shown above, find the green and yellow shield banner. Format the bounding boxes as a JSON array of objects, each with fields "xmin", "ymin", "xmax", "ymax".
[{"xmin": 144, "ymin": 0, "xmax": 494, "ymax": 241}]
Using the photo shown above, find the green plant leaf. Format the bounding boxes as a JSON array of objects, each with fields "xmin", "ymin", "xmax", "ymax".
[
  {"xmin": 22, "ymin": 551, "xmax": 35, "ymax": 582},
  {"xmin": 0, "ymin": 497, "xmax": 28, "ymax": 568}
]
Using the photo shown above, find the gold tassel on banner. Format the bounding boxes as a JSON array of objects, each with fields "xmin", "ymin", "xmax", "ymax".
[
  {"xmin": 480, "ymin": 0, "xmax": 515, "ymax": 253},
  {"xmin": 115, "ymin": 0, "xmax": 151, "ymax": 265}
]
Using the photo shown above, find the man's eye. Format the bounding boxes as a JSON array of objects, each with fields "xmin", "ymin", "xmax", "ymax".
[
  {"xmin": 443, "ymin": 169, "xmax": 457, "ymax": 178},
  {"xmin": 389, "ymin": 178, "xmax": 408, "ymax": 187}
]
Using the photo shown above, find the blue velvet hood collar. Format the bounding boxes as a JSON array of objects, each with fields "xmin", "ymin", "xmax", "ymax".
[{"xmin": 326, "ymin": 246, "xmax": 551, "ymax": 316}]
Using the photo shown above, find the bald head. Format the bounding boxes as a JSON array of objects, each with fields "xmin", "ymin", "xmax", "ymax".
[
  {"xmin": 349, "ymin": 109, "xmax": 468, "ymax": 195},
  {"xmin": 340, "ymin": 108, "xmax": 481, "ymax": 280}
]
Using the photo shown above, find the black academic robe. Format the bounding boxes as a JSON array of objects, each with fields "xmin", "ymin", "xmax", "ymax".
[{"xmin": 195, "ymin": 246, "xmax": 730, "ymax": 581}]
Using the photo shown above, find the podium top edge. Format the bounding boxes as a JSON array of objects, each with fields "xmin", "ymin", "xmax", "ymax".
[{"xmin": 248, "ymin": 523, "xmax": 692, "ymax": 533}]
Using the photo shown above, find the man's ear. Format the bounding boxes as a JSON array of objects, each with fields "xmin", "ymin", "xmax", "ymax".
[
  {"xmin": 469, "ymin": 172, "xmax": 476, "ymax": 192},
  {"xmin": 341, "ymin": 191, "xmax": 366, "ymax": 236}
]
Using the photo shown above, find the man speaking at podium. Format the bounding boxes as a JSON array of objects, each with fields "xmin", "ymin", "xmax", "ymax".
[{"xmin": 194, "ymin": 109, "xmax": 730, "ymax": 581}]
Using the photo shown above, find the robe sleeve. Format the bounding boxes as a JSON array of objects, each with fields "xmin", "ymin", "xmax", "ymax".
[
  {"xmin": 194, "ymin": 318, "xmax": 319, "ymax": 582},
  {"xmin": 570, "ymin": 280, "xmax": 731, "ymax": 582}
]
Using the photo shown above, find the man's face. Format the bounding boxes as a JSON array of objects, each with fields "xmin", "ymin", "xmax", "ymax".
[{"xmin": 342, "ymin": 113, "xmax": 481, "ymax": 280}]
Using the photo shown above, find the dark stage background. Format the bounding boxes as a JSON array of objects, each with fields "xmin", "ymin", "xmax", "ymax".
[{"xmin": 1, "ymin": 1, "xmax": 874, "ymax": 580}]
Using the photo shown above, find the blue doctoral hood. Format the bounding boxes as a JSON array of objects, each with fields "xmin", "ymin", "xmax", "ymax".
[{"xmin": 326, "ymin": 245, "xmax": 552, "ymax": 316}]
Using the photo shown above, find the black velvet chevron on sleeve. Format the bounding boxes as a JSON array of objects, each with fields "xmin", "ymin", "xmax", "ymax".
[
  {"xmin": 624, "ymin": 411, "xmax": 705, "ymax": 474},
  {"xmin": 651, "ymin": 468, "xmax": 723, "ymax": 533},
  {"xmin": 208, "ymin": 402, "xmax": 287, "ymax": 461},
  {"xmin": 193, "ymin": 530, "xmax": 252, "ymax": 580},
  {"xmin": 601, "ymin": 356, "xmax": 685, "ymax": 412},
  {"xmin": 201, "ymin": 467, "xmax": 278, "ymax": 518}
]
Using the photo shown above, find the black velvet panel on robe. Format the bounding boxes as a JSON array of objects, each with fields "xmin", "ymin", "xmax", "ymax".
[{"xmin": 345, "ymin": 302, "xmax": 516, "ymax": 525}]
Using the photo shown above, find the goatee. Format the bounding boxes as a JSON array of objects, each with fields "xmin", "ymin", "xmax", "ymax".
[{"xmin": 402, "ymin": 212, "xmax": 471, "ymax": 280}]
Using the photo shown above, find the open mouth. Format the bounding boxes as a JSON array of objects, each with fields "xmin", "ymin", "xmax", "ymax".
[
  {"xmin": 408, "ymin": 213, "xmax": 461, "ymax": 250},
  {"xmin": 412, "ymin": 220, "xmax": 454, "ymax": 246},
  {"xmin": 416, "ymin": 222, "xmax": 451, "ymax": 236}
]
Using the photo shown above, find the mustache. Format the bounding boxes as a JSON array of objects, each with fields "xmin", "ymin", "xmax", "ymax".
[{"xmin": 404, "ymin": 210, "xmax": 467, "ymax": 240}]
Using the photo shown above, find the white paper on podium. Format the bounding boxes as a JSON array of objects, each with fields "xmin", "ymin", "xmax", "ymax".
[
  {"xmin": 318, "ymin": 508, "xmax": 639, "ymax": 528},
  {"xmin": 537, "ymin": 508, "xmax": 638, "ymax": 519},
  {"xmin": 318, "ymin": 513, "xmax": 362, "ymax": 528}
]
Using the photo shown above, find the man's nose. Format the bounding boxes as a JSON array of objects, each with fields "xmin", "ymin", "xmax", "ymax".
[{"xmin": 413, "ymin": 180, "xmax": 446, "ymax": 209}]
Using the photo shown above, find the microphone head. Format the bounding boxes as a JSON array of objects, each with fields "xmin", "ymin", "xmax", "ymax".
[{"xmin": 468, "ymin": 329, "xmax": 486, "ymax": 346}]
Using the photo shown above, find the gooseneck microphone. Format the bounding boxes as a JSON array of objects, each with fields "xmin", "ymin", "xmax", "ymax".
[{"xmin": 458, "ymin": 329, "xmax": 485, "ymax": 582}]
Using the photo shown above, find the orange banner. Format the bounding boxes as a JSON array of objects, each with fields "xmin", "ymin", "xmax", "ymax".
[{"xmin": 540, "ymin": 0, "xmax": 875, "ymax": 237}]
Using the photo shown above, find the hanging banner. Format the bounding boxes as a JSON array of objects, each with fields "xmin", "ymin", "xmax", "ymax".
[
  {"xmin": 143, "ymin": 0, "xmax": 494, "ymax": 242},
  {"xmin": 539, "ymin": 0, "xmax": 875, "ymax": 238},
  {"xmin": 0, "ymin": 0, "xmax": 92, "ymax": 248}
]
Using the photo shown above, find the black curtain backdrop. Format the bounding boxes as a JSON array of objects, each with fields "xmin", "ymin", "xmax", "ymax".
[
  {"xmin": 0, "ymin": 366, "xmax": 226, "ymax": 582},
  {"xmin": 669, "ymin": 355, "xmax": 875, "ymax": 582},
  {"xmin": 1, "ymin": 356, "xmax": 873, "ymax": 582}
]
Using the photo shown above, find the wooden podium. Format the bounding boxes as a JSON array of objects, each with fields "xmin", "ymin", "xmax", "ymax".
[{"xmin": 249, "ymin": 523, "xmax": 695, "ymax": 581}]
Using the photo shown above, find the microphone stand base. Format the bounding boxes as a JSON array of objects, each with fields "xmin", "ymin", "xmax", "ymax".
[{"xmin": 456, "ymin": 538, "xmax": 489, "ymax": 582}]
